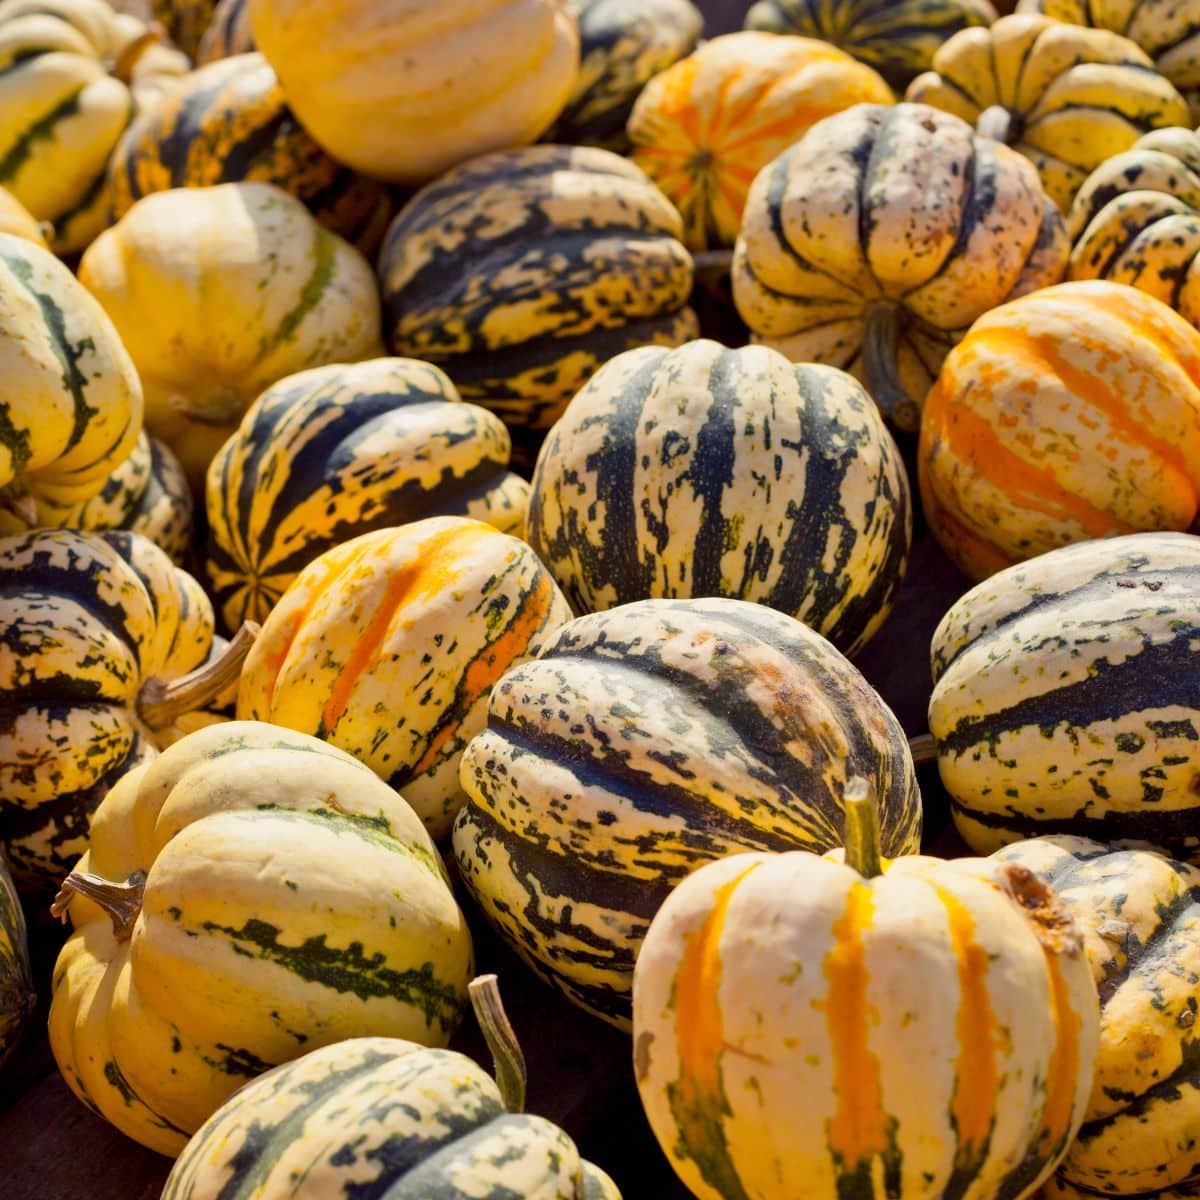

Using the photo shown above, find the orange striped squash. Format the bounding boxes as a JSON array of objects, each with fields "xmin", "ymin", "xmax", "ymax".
[
  {"xmin": 236, "ymin": 517, "xmax": 571, "ymax": 838},
  {"xmin": 919, "ymin": 280, "xmax": 1200, "ymax": 580}
]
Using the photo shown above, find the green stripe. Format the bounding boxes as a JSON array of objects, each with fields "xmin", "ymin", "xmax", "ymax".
[
  {"xmin": 0, "ymin": 88, "xmax": 85, "ymax": 182},
  {"xmin": 255, "ymin": 228, "xmax": 335, "ymax": 361}
]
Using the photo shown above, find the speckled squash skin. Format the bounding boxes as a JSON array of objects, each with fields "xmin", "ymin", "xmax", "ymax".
[
  {"xmin": 527, "ymin": 340, "xmax": 911, "ymax": 656},
  {"xmin": 206, "ymin": 358, "xmax": 532, "ymax": 631},
  {"xmin": 0, "ymin": 529, "xmax": 215, "ymax": 892},
  {"xmin": 633, "ymin": 847, "xmax": 1099, "ymax": 1200},
  {"xmin": 745, "ymin": 0, "xmax": 997, "ymax": 87},
  {"xmin": 628, "ymin": 32, "xmax": 894, "ymax": 251},
  {"xmin": 49, "ymin": 721, "xmax": 473, "ymax": 1156},
  {"xmin": 161, "ymin": 1036, "xmax": 621, "ymax": 1199},
  {"xmin": 237, "ymin": 517, "xmax": 571, "ymax": 839},
  {"xmin": 109, "ymin": 54, "xmax": 394, "ymax": 256},
  {"xmin": 732, "ymin": 103, "xmax": 1069, "ymax": 432},
  {"xmin": 150, "ymin": 0, "xmax": 217, "ymax": 56},
  {"xmin": 379, "ymin": 145, "xmax": 698, "ymax": 443},
  {"xmin": 929, "ymin": 533, "xmax": 1200, "ymax": 863},
  {"xmin": 78, "ymin": 182, "xmax": 383, "ymax": 494},
  {"xmin": 906, "ymin": 14, "xmax": 1191, "ymax": 211},
  {"xmin": 0, "ymin": 853, "xmax": 33, "ymax": 1069},
  {"xmin": 919, "ymin": 282, "xmax": 1200, "ymax": 581},
  {"xmin": 995, "ymin": 836, "xmax": 1200, "ymax": 1200},
  {"xmin": 452, "ymin": 597, "xmax": 923, "ymax": 1027}
]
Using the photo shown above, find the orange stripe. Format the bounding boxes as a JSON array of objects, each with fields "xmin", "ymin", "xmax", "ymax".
[{"xmin": 1035, "ymin": 953, "xmax": 1085, "ymax": 1156}]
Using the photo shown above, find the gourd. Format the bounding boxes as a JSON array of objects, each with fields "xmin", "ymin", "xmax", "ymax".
[
  {"xmin": 248, "ymin": 0, "xmax": 580, "ymax": 185},
  {"xmin": 0, "ymin": 186, "xmax": 45, "ymax": 245},
  {"xmin": 929, "ymin": 531, "xmax": 1200, "ymax": 864},
  {"xmin": 206, "ymin": 358, "xmax": 532, "ymax": 631},
  {"xmin": 110, "ymin": 54, "xmax": 394, "ymax": 256},
  {"xmin": 196, "ymin": 0, "xmax": 251, "ymax": 62},
  {"xmin": 995, "ymin": 836, "xmax": 1200, "ymax": 1200},
  {"xmin": 906, "ymin": 14, "xmax": 1191, "ymax": 211},
  {"xmin": 527, "ymin": 339, "xmax": 911, "ymax": 656},
  {"xmin": 732, "ymin": 102, "xmax": 1069, "ymax": 432},
  {"xmin": 0, "ymin": 529, "xmax": 256, "ymax": 891},
  {"xmin": 0, "ymin": 853, "xmax": 33, "ymax": 1069},
  {"xmin": 633, "ymin": 788, "xmax": 1099, "ymax": 1200},
  {"xmin": 48, "ymin": 720, "xmax": 473, "ymax": 1155},
  {"xmin": 380, "ymin": 145, "xmax": 698, "ymax": 448},
  {"xmin": 237, "ymin": 517, "xmax": 571, "ymax": 839},
  {"xmin": 78, "ymin": 182, "xmax": 383, "ymax": 493},
  {"xmin": 919, "ymin": 281, "xmax": 1200, "ymax": 580},
  {"xmin": 148, "ymin": 0, "xmax": 216, "ymax": 57},
  {"xmin": 627, "ymin": 31, "xmax": 894, "ymax": 251},
  {"xmin": 453, "ymin": 597, "xmax": 922, "ymax": 1026}
]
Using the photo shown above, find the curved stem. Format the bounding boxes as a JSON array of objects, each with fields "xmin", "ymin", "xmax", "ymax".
[
  {"xmin": 468, "ymin": 974, "xmax": 527, "ymax": 1115},
  {"xmin": 862, "ymin": 301, "xmax": 921, "ymax": 433},
  {"xmin": 51, "ymin": 870, "xmax": 146, "ymax": 941},
  {"xmin": 977, "ymin": 105, "xmax": 1014, "ymax": 145},
  {"xmin": 908, "ymin": 733, "xmax": 938, "ymax": 766},
  {"xmin": 0, "ymin": 490, "xmax": 38, "ymax": 527},
  {"xmin": 137, "ymin": 621, "xmax": 259, "ymax": 731},
  {"xmin": 112, "ymin": 25, "xmax": 162, "ymax": 82},
  {"xmin": 842, "ymin": 776, "xmax": 882, "ymax": 880}
]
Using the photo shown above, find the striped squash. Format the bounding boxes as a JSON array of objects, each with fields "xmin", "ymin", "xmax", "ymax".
[
  {"xmin": 527, "ymin": 339, "xmax": 911, "ymax": 656},
  {"xmin": 732, "ymin": 103, "xmax": 1069, "ymax": 432},
  {"xmin": 919, "ymin": 281, "xmax": 1200, "ymax": 581},
  {"xmin": 110, "ymin": 54, "xmax": 394, "ymax": 256},
  {"xmin": 196, "ymin": 0, "xmax": 252, "ymax": 62},
  {"xmin": 78, "ymin": 182, "xmax": 383, "ymax": 494},
  {"xmin": 0, "ymin": 852, "xmax": 33, "ymax": 1069},
  {"xmin": 906, "ymin": 14, "xmax": 1191, "ymax": 212},
  {"xmin": 545, "ymin": 0, "xmax": 702, "ymax": 152},
  {"xmin": 452, "ymin": 597, "xmax": 923, "ymax": 1027},
  {"xmin": 633, "ymin": 804, "xmax": 1099, "ymax": 1200},
  {"xmin": 994, "ymin": 836, "xmax": 1200, "ymax": 1200},
  {"xmin": 149, "ymin": 0, "xmax": 216, "ymax": 56},
  {"xmin": 49, "ymin": 720, "xmax": 473, "ymax": 1155},
  {"xmin": 929, "ymin": 532, "xmax": 1200, "ymax": 863},
  {"xmin": 627, "ymin": 31, "xmax": 894, "ymax": 251},
  {"xmin": 237, "ymin": 517, "xmax": 571, "ymax": 839},
  {"xmin": 380, "ymin": 145, "xmax": 698, "ymax": 449},
  {"xmin": 206, "ymin": 358, "xmax": 532, "ymax": 631},
  {"xmin": 0, "ymin": 185, "xmax": 45, "ymax": 245},
  {"xmin": 745, "ymin": 0, "xmax": 997, "ymax": 87}
]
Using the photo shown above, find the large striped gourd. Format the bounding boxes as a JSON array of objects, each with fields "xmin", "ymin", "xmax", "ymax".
[
  {"xmin": 0, "ymin": 529, "xmax": 255, "ymax": 891},
  {"xmin": 206, "ymin": 358, "xmax": 532, "ymax": 630},
  {"xmin": 78, "ymin": 182, "xmax": 383, "ymax": 493},
  {"xmin": 627, "ymin": 31, "xmax": 894, "ymax": 251},
  {"xmin": 237, "ymin": 518, "xmax": 571, "ymax": 839},
  {"xmin": 109, "ymin": 54, "xmax": 394, "ymax": 256},
  {"xmin": 994, "ymin": 836, "xmax": 1200, "ymax": 1200},
  {"xmin": 527, "ymin": 340, "xmax": 911, "ymax": 656},
  {"xmin": 453, "ymin": 597, "xmax": 922, "ymax": 1027},
  {"xmin": 633, "ymin": 802, "xmax": 1099, "ymax": 1200},
  {"xmin": 906, "ymin": 14, "xmax": 1191, "ymax": 211},
  {"xmin": 929, "ymin": 532, "xmax": 1200, "ymax": 863},
  {"xmin": 380, "ymin": 145, "xmax": 698, "ymax": 447},
  {"xmin": 0, "ymin": 853, "xmax": 33, "ymax": 1068},
  {"xmin": 49, "ymin": 721, "xmax": 473, "ymax": 1155},
  {"xmin": 919, "ymin": 281, "xmax": 1200, "ymax": 580},
  {"xmin": 196, "ymin": 0, "xmax": 251, "ymax": 62},
  {"xmin": 732, "ymin": 103, "xmax": 1069, "ymax": 432}
]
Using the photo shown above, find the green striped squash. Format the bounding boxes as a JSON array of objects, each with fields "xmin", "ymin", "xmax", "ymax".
[
  {"xmin": 206, "ymin": 358, "xmax": 532, "ymax": 631},
  {"xmin": 196, "ymin": 0, "xmax": 252, "ymax": 62},
  {"xmin": 527, "ymin": 339, "xmax": 911, "ymax": 656},
  {"xmin": 0, "ymin": 852, "xmax": 33, "ymax": 1068},
  {"xmin": 453, "ymin": 596, "xmax": 923, "ymax": 1027},
  {"xmin": 995, "ymin": 836, "xmax": 1200, "ymax": 1200},
  {"xmin": 929, "ymin": 532, "xmax": 1200, "ymax": 864}
]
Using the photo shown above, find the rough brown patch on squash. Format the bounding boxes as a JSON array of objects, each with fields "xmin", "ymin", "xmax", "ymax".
[{"xmin": 994, "ymin": 863, "xmax": 1083, "ymax": 956}]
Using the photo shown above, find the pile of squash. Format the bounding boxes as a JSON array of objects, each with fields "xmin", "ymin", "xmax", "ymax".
[{"xmin": 0, "ymin": 1, "xmax": 1197, "ymax": 1199}]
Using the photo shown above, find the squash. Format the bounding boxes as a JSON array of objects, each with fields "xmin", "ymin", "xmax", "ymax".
[
  {"xmin": 906, "ymin": 14, "xmax": 1191, "ymax": 212},
  {"xmin": 994, "ymin": 836, "xmax": 1200, "ymax": 1200},
  {"xmin": 732, "ymin": 102, "xmax": 1069, "ymax": 433},
  {"xmin": 0, "ymin": 852, "xmax": 33, "ymax": 1069},
  {"xmin": 78, "ymin": 182, "xmax": 383, "ymax": 494},
  {"xmin": 0, "ymin": 186, "xmax": 45, "ymax": 246},
  {"xmin": 627, "ymin": 31, "xmax": 894, "ymax": 251},
  {"xmin": 545, "ymin": 0, "xmax": 702, "ymax": 152},
  {"xmin": 196, "ymin": 0, "xmax": 251, "ymax": 62},
  {"xmin": 380, "ymin": 145, "xmax": 698, "ymax": 447},
  {"xmin": 919, "ymin": 281, "xmax": 1200, "ymax": 581},
  {"xmin": 633, "ymin": 789, "xmax": 1099, "ymax": 1200},
  {"xmin": 148, "ymin": 0, "xmax": 216, "ymax": 57},
  {"xmin": 0, "ymin": 529, "xmax": 257, "ymax": 891},
  {"xmin": 527, "ymin": 339, "xmax": 911, "ymax": 656},
  {"xmin": 248, "ymin": 0, "xmax": 579, "ymax": 186},
  {"xmin": 237, "ymin": 517, "xmax": 571, "ymax": 839},
  {"xmin": 48, "ymin": 720, "xmax": 473, "ymax": 1155},
  {"xmin": 928, "ymin": 532, "xmax": 1200, "ymax": 864},
  {"xmin": 453, "ymin": 596, "xmax": 923, "ymax": 1026},
  {"xmin": 0, "ymin": 233, "xmax": 142, "ymax": 535},
  {"xmin": 745, "ymin": 0, "xmax": 997, "ymax": 88},
  {"xmin": 206, "ymin": 358, "xmax": 532, "ymax": 631},
  {"xmin": 110, "ymin": 54, "xmax": 394, "ymax": 256}
]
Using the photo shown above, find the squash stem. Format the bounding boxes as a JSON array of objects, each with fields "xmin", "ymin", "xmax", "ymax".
[
  {"xmin": 843, "ymin": 777, "xmax": 883, "ymax": 880},
  {"xmin": 0, "ymin": 491, "xmax": 37, "ymax": 527},
  {"xmin": 51, "ymin": 870, "xmax": 146, "ymax": 942},
  {"xmin": 977, "ymin": 105, "xmax": 1014, "ymax": 144},
  {"xmin": 863, "ymin": 301, "xmax": 920, "ymax": 433},
  {"xmin": 692, "ymin": 249, "xmax": 734, "ymax": 288},
  {"xmin": 137, "ymin": 621, "xmax": 259, "ymax": 731},
  {"xmin": 469, "ymin": 974, "xmax": 527, "ymax": 1115},
  {"xmin": 908, "ymin": 733, "xmax": 938, "ymax": 766},
  {"xmin": 112, "ymin": 24, "xmax": 163, "ymax": 82}
]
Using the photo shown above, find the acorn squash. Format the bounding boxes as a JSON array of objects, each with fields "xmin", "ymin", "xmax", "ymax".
[
  {"xmin": 0, "ymin": 852, "xmax": 33, "ymax": 1069},
  {"xmin": 196, "ymin": 0, "xmax": 251, "ymax": 62}
]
